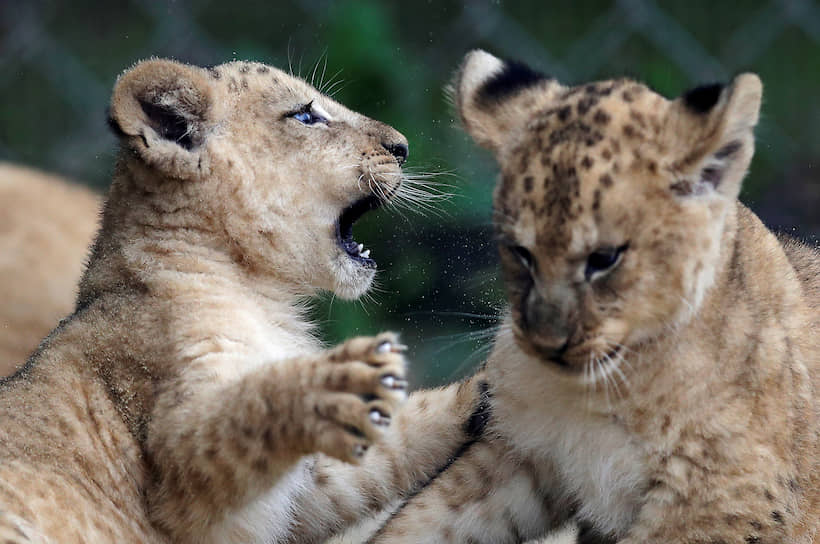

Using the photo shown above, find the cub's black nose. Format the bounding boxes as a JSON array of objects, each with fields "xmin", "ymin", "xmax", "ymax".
[{"xmin": 382, "ymin": 142, "xmax": 409, "ymax": 165}]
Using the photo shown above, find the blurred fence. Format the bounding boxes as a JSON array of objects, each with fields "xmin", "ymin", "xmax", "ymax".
[{"xmin": 1, "ymin": 0, "xmax": 818, "ymax": 385}]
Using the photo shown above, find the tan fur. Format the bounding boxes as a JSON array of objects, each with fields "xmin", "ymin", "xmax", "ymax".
[
  {"xmin": 373, "ymin": 50, "xmax": 819, "ymax": 544},
  {"xmin": 0, "ymin": 59, "xmax": 485, "ymax": 544},
  {"xmin": 0, "ymin": 163, "xmax": 100, "ymax": 375}
]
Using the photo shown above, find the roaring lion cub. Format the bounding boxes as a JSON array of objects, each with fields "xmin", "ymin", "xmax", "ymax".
[
  {"xmin": 372, "ymin": 51, "xmax": 819, "ymax": 543},
  {"xmin": 0, "ymin": 163, "xmax": 100, "ymax": 375},
  {"xmin": 0, "ymin": 59, "xmax": 483, "ymax": 544}
]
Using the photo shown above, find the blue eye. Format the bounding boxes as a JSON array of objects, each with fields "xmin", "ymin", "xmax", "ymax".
[
  {"xmin": 290, "ymin": 104, "xmax": 327, "ymax": 125},
  {"xmin": 293, "ymin": 111, "xmax": 316, "ymax": 124}
]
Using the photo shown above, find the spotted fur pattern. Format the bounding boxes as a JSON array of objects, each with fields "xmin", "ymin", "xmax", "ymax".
[
  {"xmin": 0, "ymin": 59, "xmax": 484, "ymax": 544},
  {"xmin": 372, "ymin": 50, "xmax": 819, "ymax": 544}
]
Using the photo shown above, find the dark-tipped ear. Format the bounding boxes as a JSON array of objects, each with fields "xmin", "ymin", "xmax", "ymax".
[
  {"xmin": 109, "ymin": 58, "xmax": 213, "ymax": 176},
  {"xmin": 668, "ymin": 73, "xmax": 762, "ymax": 200},
  {"xmin": 452, "ymin": 50, "xmax": 562, "ymax": 154}
]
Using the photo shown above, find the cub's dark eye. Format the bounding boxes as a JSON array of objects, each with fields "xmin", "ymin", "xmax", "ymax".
[
  {"xmin": 585, "ymin": 243, "xmax": 628, "ymax": 280},
  {"xmin": 289, "ymin": 103, "xmax": 327, "ymax": 125},
  {"xmin": 508, "ymin": 245, "xmax": 535, "ymax": 270}
]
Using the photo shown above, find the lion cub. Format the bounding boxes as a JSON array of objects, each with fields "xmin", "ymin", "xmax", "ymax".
[
  {"xmin": 0, "ymin": 59, "xmax": 483, "ymax": 544},
  {"xmin": 0, "ymin": 163, "xmax": 100, "ymax": 375},
  {"xmin": 372, "ymin": 51, "xmax": 819, "ymax": 543}
]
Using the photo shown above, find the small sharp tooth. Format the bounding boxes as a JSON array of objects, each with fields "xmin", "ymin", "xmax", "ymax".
[
  {"xmin": 360, "ymin": 249, "xmax": 371, "ymax": 259},
  {"xmin": 357, "ymin": 243, "xmax": 364, "ymax": 254}
]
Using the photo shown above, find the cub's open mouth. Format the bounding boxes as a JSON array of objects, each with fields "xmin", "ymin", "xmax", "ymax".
[{"xmin": 336, "ymin": 194, "xmax": 385, "ymax": 269}]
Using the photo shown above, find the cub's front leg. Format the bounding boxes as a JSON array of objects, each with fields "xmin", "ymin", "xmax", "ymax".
[
  {"xmin": 615, "ymin": 478, "xmax": 802, "ymax": 544},
  {"xmin": 369, "ymin": 435, "xmax": 568, "ymax": 544},
  {"xmin": 286, "ymin": 374, "xmax": 493, "ymax": 544},
  {"xmin": 145, "ymin": 333, "xmax": 407, "ymax": 543}
]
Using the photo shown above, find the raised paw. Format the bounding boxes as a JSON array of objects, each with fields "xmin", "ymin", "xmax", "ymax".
[{"xmin": 305, "ymin": 332, "xmax": 408, "ymax": 463}]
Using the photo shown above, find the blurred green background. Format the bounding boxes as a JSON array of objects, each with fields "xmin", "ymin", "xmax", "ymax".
[{"xmin": 1, "ymin": 0, "xmax": 818, "ymax": 387}]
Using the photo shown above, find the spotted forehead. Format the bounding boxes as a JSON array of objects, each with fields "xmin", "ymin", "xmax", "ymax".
[
  {"xmin": 495, "ymin": 79, "xmax": 669, "ymax": 243},
  {"xmin": 206, "ymin": 61, "xmax": 315, "ymax": 95}
]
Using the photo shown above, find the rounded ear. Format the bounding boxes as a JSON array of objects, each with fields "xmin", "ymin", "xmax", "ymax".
[
  {"xmin": 451, "ymin": 50, "xmax": 562, "ymax": 154},
  {"xmin": 109, "ymin": 58, "xmax": 214, "ymax": 177},
  {"xmin": 667, "ymin": 73, "xmax": 762, "ymax": 200}
]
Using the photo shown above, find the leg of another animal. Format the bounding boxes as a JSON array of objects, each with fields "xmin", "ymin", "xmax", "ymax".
[{"xmin": 369, "ymin": 437, "xmax": 568, "ymax": 544}]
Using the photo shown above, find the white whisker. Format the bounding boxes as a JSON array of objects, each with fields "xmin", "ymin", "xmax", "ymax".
[
  {"xmin": 603, "ymin": 353, "xmax": 624, "ymax": 400},
  {"xmin": 309, "ymin": 49, "xmax": 326, "ymax": 87},
  {"xmin": 423, "ymin": 323, "xmax": 500, "ymax": 376},
  {"xmin": 326, "ymin": 292, "xmax": 337, "ymax": 319},
  {"xmin": 370, "ymin": 172, "xmax": 387, "ymax": 202},
  {"xmin": 319, "ymin": 68, "xmax": 344, "ymax": 95},
  {"xmin": 610, "ymin": 355, "xmax": 631, "ymax": 392},
  {"xmin": 318, "ymin": 51, "xmax": 329, "ymax": 90},
  {"xmin": 297, "ymin": 51, "xmax": 305, "ymax": 79},
  {"xmin": 325, "ymin": 79, "xmax": 350, "ymax": 98},
  {"xmin": 591, "ymin": 357, "xmax": 599, "ymax": 395},
  {"xmin": 611, "ymin": 342, "xmax": 637, "ymax": 373},
  {"xmin": 598, "ymin": 359, "xmax": 612, "ymax": 409},
  {"xmin": 287, "ymin": 38, "xmax": 295, "ymax": 76},
  {"xmin": 404, "ymin": 310, "xmax": 501, "ymax": 321},
  {"xmin": 428, "ymin": 327, "xmax": 500, "ymax": 344},
  {"xmin": 584, "ymin": 352, "xmax": 593, "ymax": 413}
]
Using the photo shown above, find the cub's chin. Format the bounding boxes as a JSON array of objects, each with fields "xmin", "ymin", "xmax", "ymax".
[{"xmin": 330, "ymin": 255, "xmax": 378, "ymax": 300}]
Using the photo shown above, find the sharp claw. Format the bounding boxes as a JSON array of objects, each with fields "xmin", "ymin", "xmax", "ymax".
[
  {"xmin": 380, "ymin": 375, "xmax": 408, "ymax": 390},
  {"xmin": 369, "ymin": 409, "xmax": 390, "ymax": 426},
  {"xmin": 376, "ymin": 340, "xmax": 407, "ymax": 354}
]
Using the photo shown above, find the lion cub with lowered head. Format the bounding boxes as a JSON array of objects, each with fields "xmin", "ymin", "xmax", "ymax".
[
  {"xmin": 372, "ymin": 51, "xmax": 819, "ymax": 543},
  {"xmin": 0, "ymin": 59, "xmax": 485, "ymax": 544}
]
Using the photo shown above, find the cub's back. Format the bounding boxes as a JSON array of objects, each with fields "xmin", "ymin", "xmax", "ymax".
[
  {"xmin": 780, "ymin": 236, "xmax": 820, "ymax": 306},
  {"xmin": 779, "ymin": 235, "xmax": 820, "ymax": 407},
  {"xmin": 781, "ymin": 235, "xmax": 820, "ymax": 522},
  {"xmin": 0, "ymin": 342, "xmax": 163, "ymax": 543}
]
